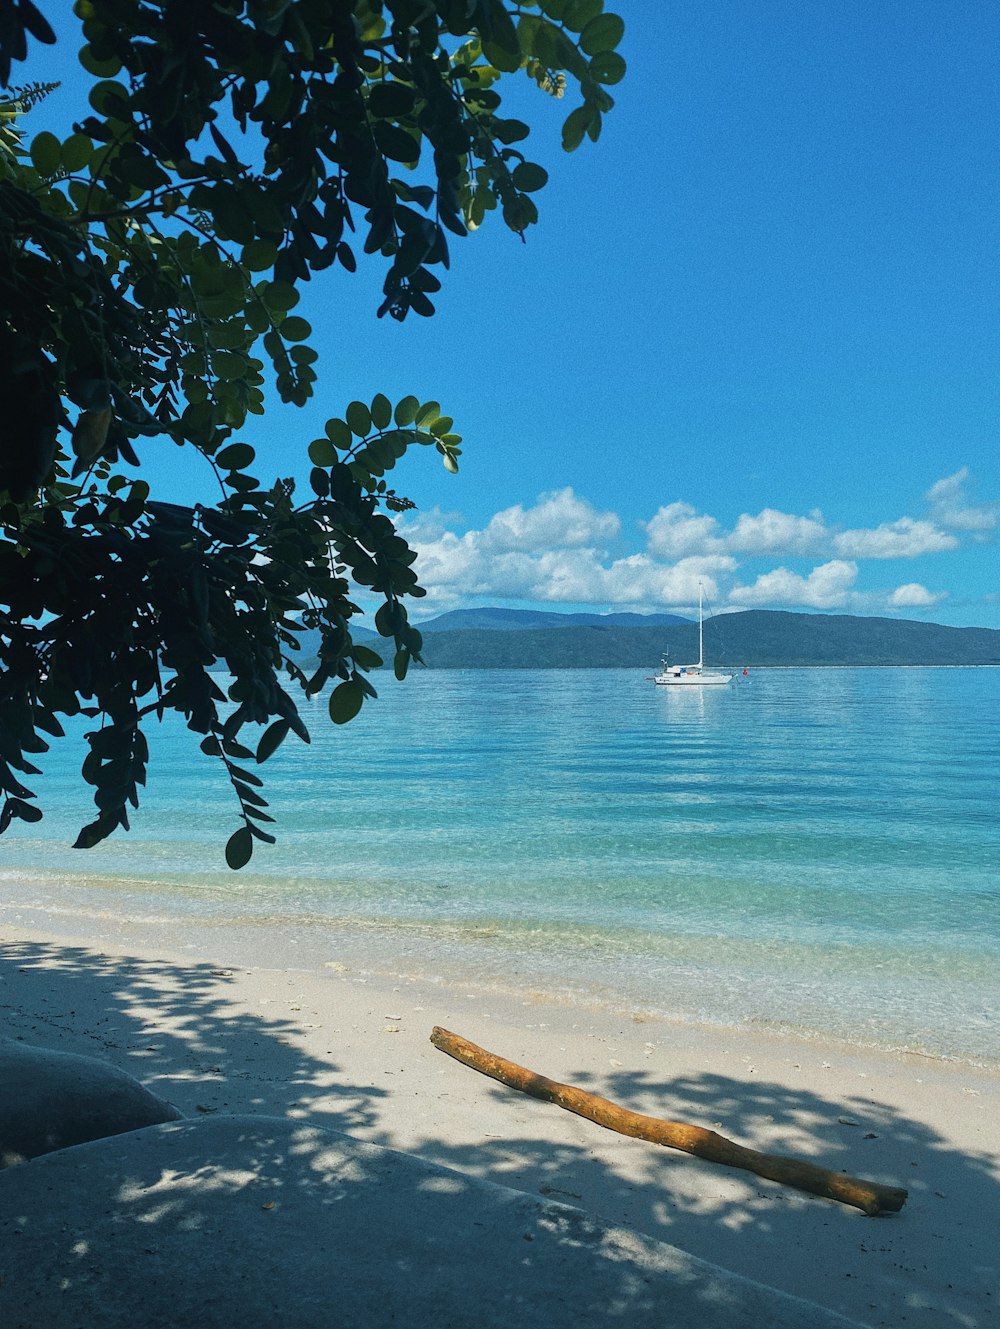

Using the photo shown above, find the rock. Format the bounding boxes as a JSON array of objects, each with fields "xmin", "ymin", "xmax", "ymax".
[
  {"xmin": 0, "ymin": 1037, "xmax": 182, "ymax": 1167},
  {"xmin": 0, "ymin": 1115, "xmax": 872, "ymax": 1329}
]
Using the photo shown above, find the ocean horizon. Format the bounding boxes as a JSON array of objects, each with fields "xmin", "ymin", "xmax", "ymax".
[{"xmin": 2, "ymin": 666, "xmax": 998, "ymax": 1066}]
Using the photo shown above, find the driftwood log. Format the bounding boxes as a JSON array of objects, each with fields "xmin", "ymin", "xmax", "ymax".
[{"xmin": 430, "ymin": 1026, "xmax": 907, "ymax": 1217}]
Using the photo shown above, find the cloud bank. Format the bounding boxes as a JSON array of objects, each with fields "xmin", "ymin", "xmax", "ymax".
[{"xmin": 395, "ymin": 470, "xmax": 993, "ymax": 617}]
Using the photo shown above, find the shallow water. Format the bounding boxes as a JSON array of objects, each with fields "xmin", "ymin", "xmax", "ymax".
[{"xmin": 2, "ymin": 667, "xmax": 998, "ymax": 1062}]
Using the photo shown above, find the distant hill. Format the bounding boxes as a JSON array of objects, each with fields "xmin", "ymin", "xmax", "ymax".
[
  {"xmin": 414, "ymin": 607, "xmax": 690, "ymax": 632},
  {"xmin": 287, "ymin": 624, "xmax": 378, "ymax": 663},
  {"xmin": 692, "ymin": 610, "xmax": 1000, "ymax": 668},
  {"xmin": 293, "ymin": 609, "xmax": 1000, "ymax": 669},
  {"xmin": 287, "ymin": 608, "xmax": 686, "ymax": 666}
]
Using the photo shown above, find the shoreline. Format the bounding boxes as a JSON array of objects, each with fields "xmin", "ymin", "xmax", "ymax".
[
  {"xmin": 2, "ymin": 873, "xmax": 997, "ymax": 1070},
  {"xmin": 2, "ymin": 909, "xmax": 998, "ymax": 1329}
]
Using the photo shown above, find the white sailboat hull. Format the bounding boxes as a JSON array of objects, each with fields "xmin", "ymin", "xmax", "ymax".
[{"xmin": 653, "ymin": 669, "xmax": 731, "ymax": 686}]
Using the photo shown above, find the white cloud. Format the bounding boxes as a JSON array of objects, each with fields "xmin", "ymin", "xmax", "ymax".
[
  {"xmin": 393, "ymin": 475, "xmax": 984, "ymax": 617},
  {"xmin": 584, "ymin": 554, "xmax": 736, "ymax": 608},
  {"xmin": 729, "ymin": 561, "xmax": 858, "ymax": 609},
  {"xmin": 727, "ymin": 508, "xmax": 828, "ymax": 556},
  {"xmin": 645, "ymin": 495, "xmax": 980, "ymax": 565},
  {"xmin": 527, "ymin": 549, "xmax": 617, "ymax": 603},
  {"xmin": 481, "ymin": 487, "xmax": 619, "ymax": 552},
  {"xmin": 394, "ymin": 506, "xmax": 465, "ymax": 542},
  {"xmin": 644, "ymin": 502, "xmax": 724, "ymax": 557},
  {"xmin": 926, "ymin": 467, "xmax": 999, "ymax": 533},
  {"xmin": 888, "ymin": 584, "xmax": 946, "ymax": 608},
  {"xmin": 401, "ymin": 534, "xmax": 738, "ymax": 609},
  {"xmin": 399, "ymin": 490, "xmax": 621, "ymax": 607},
  {"xmin": 889, "ymin": 583, "xmax": 948, "ymax": 608},
  {"xmin": 645, "ymin": 503, "xmax": 828, "ymax": 558},
  {"xmin": 834, "ymin": 518, "xmax": 957, "ymax": 559}
]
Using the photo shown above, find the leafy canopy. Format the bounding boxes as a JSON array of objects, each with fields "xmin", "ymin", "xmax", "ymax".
[{"xmin": 0, "ymin": 0, "xmax": 624, "ymax": 868}]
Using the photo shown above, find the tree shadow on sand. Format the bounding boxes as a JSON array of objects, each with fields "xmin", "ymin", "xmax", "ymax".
[
  {"xmin": 1, "ymin": 938, "xmax": 996, "ymax": 1329},
  {"xmin": 1, "ymin": 936, "xmax": 390, "ymax": 1133},
  {"xmin": 403, "ymin": 1060, "xmax": 997, "ymax": 1329}
]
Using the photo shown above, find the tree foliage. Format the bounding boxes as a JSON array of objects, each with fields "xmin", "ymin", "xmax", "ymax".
[{"xmin": 0, "ymin": 0, "xmax": 624, "ymax": 865}]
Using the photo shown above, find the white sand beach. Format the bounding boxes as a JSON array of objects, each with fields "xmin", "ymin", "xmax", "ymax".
[{"xmin": 1, "ymin": 906, "xmax": 997, "ymax": 1329}]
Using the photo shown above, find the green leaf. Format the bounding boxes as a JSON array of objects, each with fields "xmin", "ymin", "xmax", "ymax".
[
  {"xmin": 61, "ymin": 133, "xmax": 93, "ymax": 172},
  {"xmin": 78, "ymin": 43, "xmax": 123, "ymax": 77},
  {"xmin": 580, "ymin": 14, "xmax": 625, "ymax": 55},
  {"xmin": 442, "ymin": 452, "xmax": 459, "ymax": 474},
  {"xmin": 483, "ymin": 39, "xmax": 522, "ymax": 74},
  {"xmin": 262, "ymin": 281, "xmax": 299, "ymax": 312},
  {"xmin": 415, "ymin": 401, "xmax": 440, "ymax": 427},
  {"xmin": 502, "ymin": 193, "xmax": 538, "ymax": 232},
  {"xmin": 279, "ymin": 315, "xmax": 311, "ymax": 342},
  {"xmin": 378, "ymin": 428, "xmax": 418, "ymax": 457},
  {"xmin": 375, "ymin": 601, "xmax": 398, "ymax": 637},
  {"xmin": 352, "ymin": 644, "xmax": 385, "ymax": 670},
  {"xmin": 563, "ymin": 0, "xmax": 604, "ymax": 31},
  {"xmin": 256, "ymin": 721, "xmax": 291, "ymax": 763},
  {"xmin": 216, "ymin": 443, "xmax": 256, "ymax": 470},
  {"xmin": 493, "ymin": 118, "xmax": 530, "ymax": 145},
  {"xmin": 29, "ymin": 131, "xmax": 61, "ymax": 176},
  {"xmin": 370, "ymin": 392, "xmax": 392, "ymax": 429},
  {"xmin": 308, "ymin": 437, "xmax": 337, "ymax": 466},
  {"xmin": 394, "ymin": 395, "xmax": 420, "ymax": 426},
  {"xmin": 225, "ymin": 826, "xmax": 253, "ymax": 870},
  {"xmin": 87, "ymin": 80, "xmax": 129, "ymax": 117},
  {"xmin": 369, "ymin": 81, "xmax": 416, "ymax": 118},
  {"xmin": 325, "ymin": 418, "xmax": 353, "ymax": 447},
  {"xmin": 562, "ymin": 104, "xmax": 594, "ymax": 152},
  {"xmin": 212, "ymin": 350, "xmax": 249, "ymax": 381},
  {"xmin": 8, "ymin": 798, "xmax": 42, "ymax": 823},
  {"xmin": 589, "ymin": 51, "xmax": 626, "ymax": 84},
  {"xmin": 241, "ymin": 239, "xmax": 277, "ymax": 271},
  {"xmin": 373, "ymin": 121, "xmax": 419, "ymax": 163},
  {"xmin": 512, "ymin": 162, "xmax": 549, "ymax": 193},
  {"xmin": 234, "ymin": 783, "xmax": 269, "ymax": 808},
  {"xmin": 346, "ymin": 401, "xmax": 372, "ymax": 436},
  {"xmin": 329, "ymin": 679, "xmax": 364, "ymax": 724},
  {"xmin": 482, "ymin": 0, "xmax": 522, "ymax": 71},
  {"xmin": 532, "ymin": 20, "xmax": 585, "ymax": 76},
  {"xmin": 393, "ymin": 649, "xmax": 409, "ymax": 681}
]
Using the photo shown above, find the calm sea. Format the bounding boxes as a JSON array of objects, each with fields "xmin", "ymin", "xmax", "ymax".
[{"xmin": 2, "ymin": 667, "xmax": 998, "ymax": 1064}]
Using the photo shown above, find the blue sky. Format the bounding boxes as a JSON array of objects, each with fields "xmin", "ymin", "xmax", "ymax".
[{"xmin": 30, "ymin": 2, "xmax": 1000, "ymax": 627}]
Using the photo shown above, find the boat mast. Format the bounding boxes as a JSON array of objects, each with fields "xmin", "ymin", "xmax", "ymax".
[{"xmin": 698, "ymin": 583, "xmax": 704, "ymax": 670}]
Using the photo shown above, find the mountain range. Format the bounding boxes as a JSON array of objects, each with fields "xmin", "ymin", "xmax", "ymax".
[
  {"xmin": 294, "ymin": 609, "xmax": 1000, "ymax": 669},
  {"xmin": 414, "ymin": 607, "xmax": 691, "ymax": 632}
]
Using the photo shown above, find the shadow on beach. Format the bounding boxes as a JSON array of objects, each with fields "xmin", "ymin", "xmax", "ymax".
[
  {"xmin": 411, "ymin": 1062, "xmax": 997, "ymax": 1329},
  {"xmin": 1, "ymin": 938, "xmax": 996, "ymax": 1329}
]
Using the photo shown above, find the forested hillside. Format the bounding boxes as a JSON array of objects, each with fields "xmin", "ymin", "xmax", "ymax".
[{"xmin": 303, "ymin": 610, "xmax": 1000, "ymax": 669}]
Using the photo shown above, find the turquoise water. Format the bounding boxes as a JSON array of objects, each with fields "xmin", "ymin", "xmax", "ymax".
[{"xmin": 2, "ymin": 667, "xmax": 998, "ymax": 1062}]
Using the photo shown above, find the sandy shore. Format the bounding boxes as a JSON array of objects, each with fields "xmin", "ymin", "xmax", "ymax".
[{"xmin": 1, "ymin": 911, "xmax": 997, "ymax": 1329}]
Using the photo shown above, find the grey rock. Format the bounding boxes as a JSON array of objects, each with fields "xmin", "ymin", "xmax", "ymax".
[
  {"xmin": 0, "ymin": 1115, "xmax": 872, "ymax": 1329},
  {"xmin": 0, "ymin": 1037, "xmax": 182, "ymax": 1167}
]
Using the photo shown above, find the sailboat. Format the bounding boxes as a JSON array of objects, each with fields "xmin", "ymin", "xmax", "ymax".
[{"xmin": 653, "ymin": 585, "xmax": 733, "ymax": 687}]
